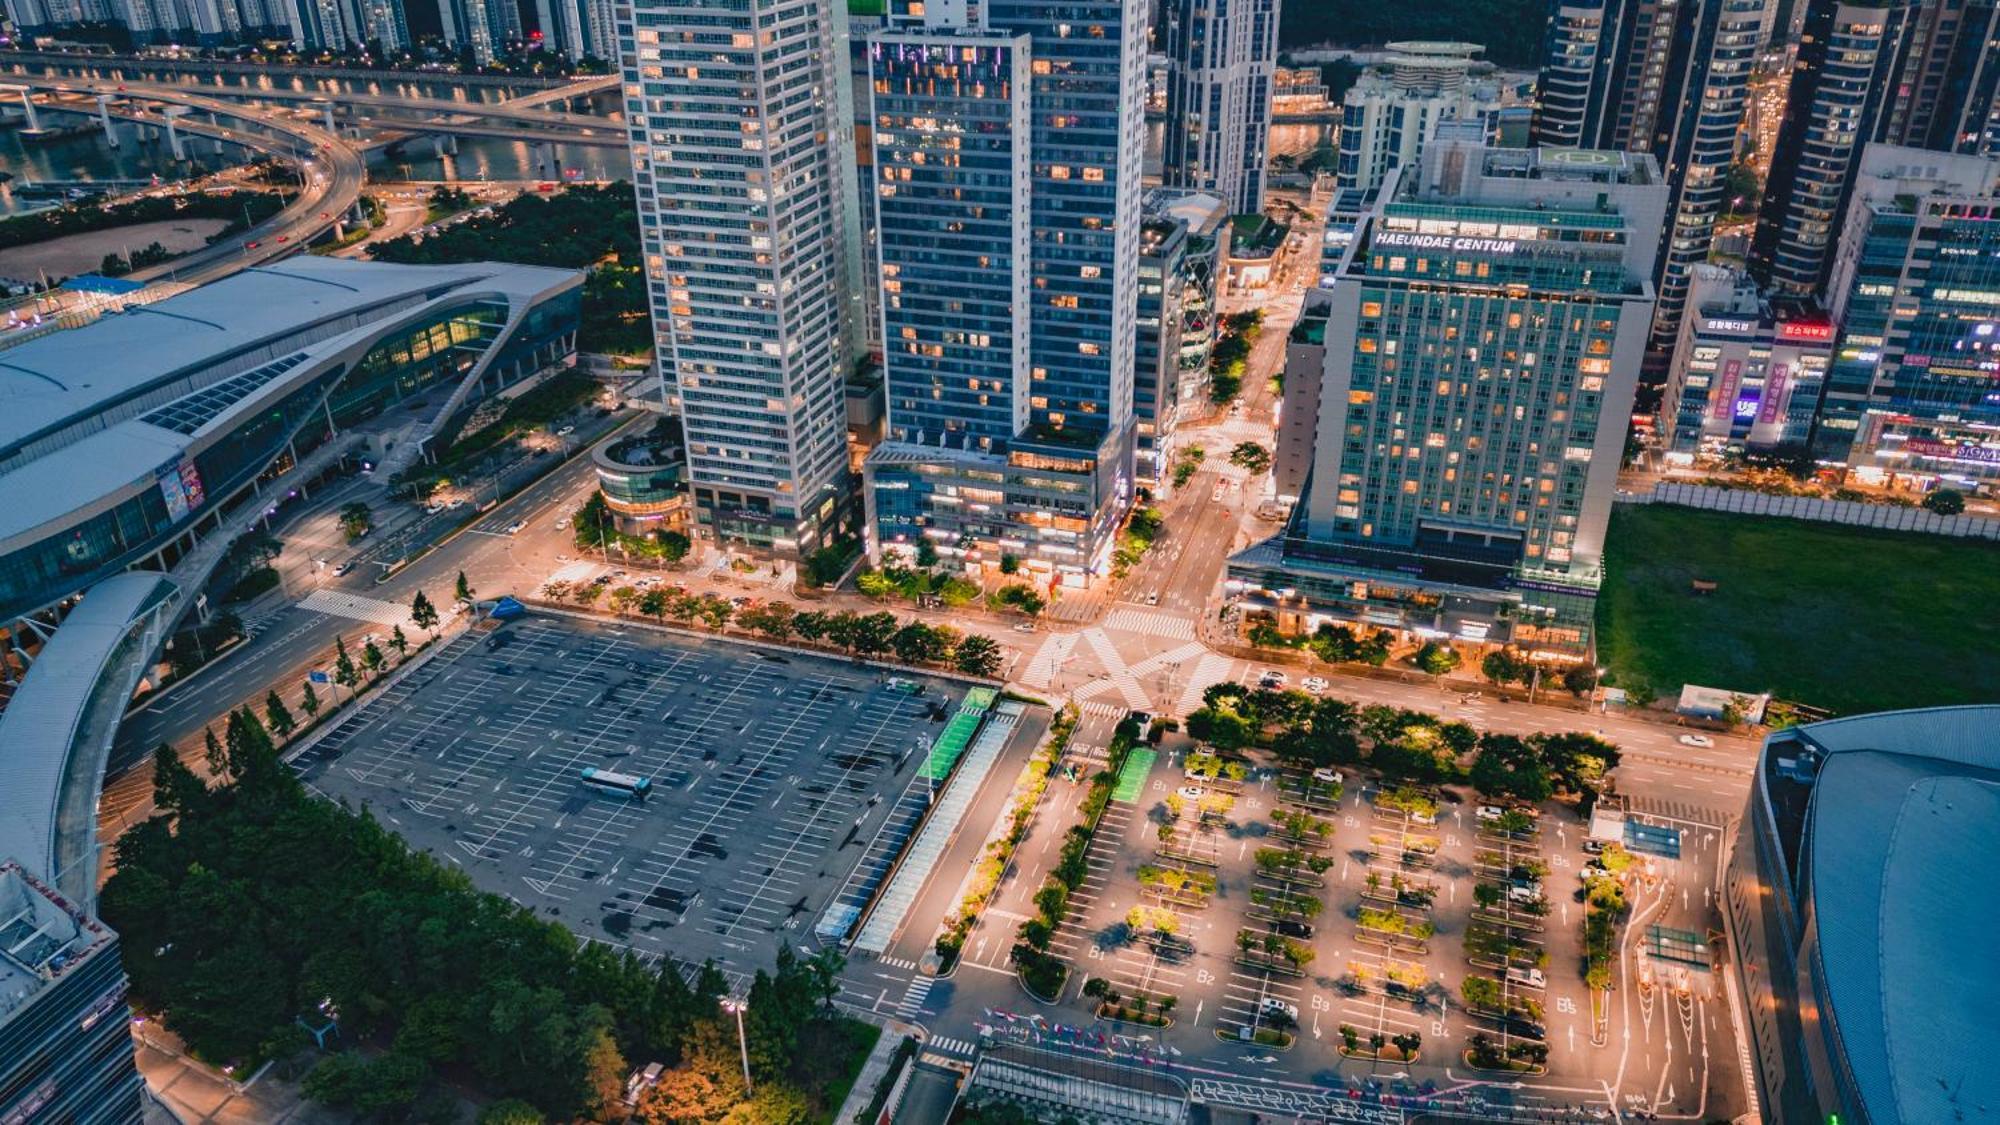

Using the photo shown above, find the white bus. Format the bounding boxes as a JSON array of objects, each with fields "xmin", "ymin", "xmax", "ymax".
[{"xmin": 581, "ymin": 767, "xmax": 652, "ymax": 799}]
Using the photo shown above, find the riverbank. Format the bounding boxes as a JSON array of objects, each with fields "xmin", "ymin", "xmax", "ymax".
[{"xmin": 0, "ymin": 217, "xmax": 227, "ymax": 281}]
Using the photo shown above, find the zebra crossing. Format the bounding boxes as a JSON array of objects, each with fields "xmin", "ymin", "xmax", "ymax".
[
  {"xmin": 1077, "ymin": 628, "xmax": 1149, "ymax": 709},
  {"xmin": 876, "ymin": 956, "xmax": 920, "ymax": 972},
  {"xmin": 893, "ymin": 975, "xmax": 935, "ymax": 1020},
  {"xmin": 298, "ymin": 588, "xmax": 418, "ymax": 629},
  {"xmin": 1174, "ymin": 650, "xmax": 1237, "ymax": 717},
  {"xmin": 1627, "ymin": 795, "xmax": 1728, "ymax": 827},
  {"xmin": 1103, "ymin": 607, "xmax": 1199, "ymax": 641},
  {"xmin": 925, "ymin": 1035, "xmax": 978, "ymax": 1058},
  {"xmin": 1020, "ymin": 631, "xmax": 1080, "ymax": 690}
]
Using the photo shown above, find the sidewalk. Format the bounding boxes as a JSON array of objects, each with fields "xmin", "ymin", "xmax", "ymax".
[{"xmin": 829, "ymin": 1022, "xmax": 918, "ymax": 1125}]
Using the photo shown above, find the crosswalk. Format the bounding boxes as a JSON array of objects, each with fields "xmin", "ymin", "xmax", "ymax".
[
  {"xmin": 1174, "ymin": 651, "xmax": 1237, "ymax": 717},
  {"xmin": 925, "ymin": 1035, "xmax": 977, "ymax": 1058},
  {"xmin": 298, "ymin": 588, "xmax": 418, "ymax": 629},
  {"xmin": 1020, "ymin": 632, "xmax": 1079, "ymax": 690},
  {"xmin": 1627, "ymin": 795, "xmax": 1728, "ymax": 828},
  {"xmin": 876, "ymin": 956, "xmax": 920, "ymax": 972},
  {"xmin": 1103, "ymin": 607, "xmax": 1200, "ymax": 641},
  {"xmin": 893, "ymin": 976, "xmax": 935, "ymax": 1021},
  {"xmin": 1078, "ymin": 628, "xmax": 1150, "ymax": 709}
]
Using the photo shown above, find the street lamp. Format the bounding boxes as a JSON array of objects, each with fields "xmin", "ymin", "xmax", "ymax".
[{"xmin": 720, "ymin": 998, "xmax": 752, "ymax": 1092}]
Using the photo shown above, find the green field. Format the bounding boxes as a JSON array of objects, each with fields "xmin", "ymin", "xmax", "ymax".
[{"xmin": 1596, "ymin": 505, "xmax": 2000, "ymax": 716}]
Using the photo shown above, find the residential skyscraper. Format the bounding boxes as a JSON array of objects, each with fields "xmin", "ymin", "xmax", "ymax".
[
  {"xmin": 1750, "ymin": 0, "xmax": 1919, "ymax": 296},
  {"xmin": 1530, "ymin": 0, "xmax": 1766, "ymax": 369},
  {"xmin": 1818, "ymin": 144, "xmax": 2000, "ymax": 484},
  {"xmin": 537, "ymin": 0, "xmax": 615, "ymax": 61},
  {"xmin": 439, "ymin": 0, "xmax": 496, "ymax": 63},
  {"xmin": 1336, "ymin": 42, "xmax": 1516, "ymax": 196},
  {"xmin": 863, "ymin": 0, "xmax": 1145, "ymax": 584},
  {"xmin": 1159, "ymin": 0, "xmax": 1278, "ymax": 212},
  {"xmin": 1228, "ymin": 133, "xmax": 1668, "ymax": 656},
  {"xmin": 621, "ymin": 0, "xmax": 856, "ymax": 558}
]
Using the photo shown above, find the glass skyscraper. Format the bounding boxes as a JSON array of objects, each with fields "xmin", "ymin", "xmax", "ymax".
[
  {"xmin": 862, "ymin": 0, "xmax": 1145, "ymax": 586},
  {"xmin": 1159, "ymin": 0, "xmax": 1279, "ymax": 212}
]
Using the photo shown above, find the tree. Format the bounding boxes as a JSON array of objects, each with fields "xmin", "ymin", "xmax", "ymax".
[
  {"xmin": 264, "ymin": 689, "xmax": 296, "ymax": 740},
  {"xmin": 792, "ymin": 611, "xmax": 830, "ymax": 643},
  {"xmin": 1562, "ymin": 663, "xmax": 1599, "ymax": 698},
  {"xmin": 1229, "ymin": 442, "xmax": 1272, "ymax": 476},
  {"xmin": 639, "ymin": 588, "xmax": 669, "ymax": 621},
  {"xmin": 338, "ymin": 501, "xmax": 373, "ymax": 542},
  {"xmin": 1414, "ymin": 641, "xmax": 1460, "ymax": 677},
  {"xmin": 892, "ymin": 622, "xmax": 951, "ymax": 665},
  {"xmin": 410, "ymin": 589, "xmax": 441, "ymax": 638},
  {"xmin": 657, "ymin": 528, "xmax": 692, "ymax": 562},
  {"xmin": 999, "ymin": 553, "xmax": 1020, "ymax": 575},
  {"xmin": 696, "ymin": 593, "xmax": 733, "ymax": 631},
  {"xmin": 389, "ymin": 625, "xmax": 409, "ymax": 660},
  {"xmin": 851, "ymin": 611, "xmax": 898, "ymax": 658},
  {"xmin": 361, "ymin": 639, "xmax": 386, "ymax": 679},
  {"xmin": 1461, "ymin": 975, "xmax": 1502, "ymax": 1011},
  {"xmin": 1482, "ymin": 649, "xmax": 1531, "ymax": 686},
  {"xmin": 299, "ymin": 678, "xmax": 320, "ymax": 721},
  {"xmin": 914, "ymin": 538, "xmax": 940, "ymax": 568},
  {"xmin": 608, "ymin": 585, "xmax": 639, "ymax": 615},
  {"xmin": 1391, "ymin": 1031, "xmax": 1422, "ymax": 1059},
  {"xmin": 954, "ymin": 634, "xmax": 1003, "ymax": 678},
  {"xmin": 202, "ymin": 725, "xmax": 226, "ymax": 776},
  {"xmin": 455, "ymin": 570, "xmax": 474, "ymax": 603},
  {"xmin": 1923, "ymin": 487, "xmax": 1966, "ymax": 515},
  {"xmin": 333, "ymin": 635, "xmax": 359, "ymax": 699},
  {"xmin": 478, "ymin": 1100, "xmax": 545, "ymax": 1125}
]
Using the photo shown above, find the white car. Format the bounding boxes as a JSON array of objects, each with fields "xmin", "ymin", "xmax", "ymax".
[
  {"xmin": 1677, "ymin": 734, "xmax": 1715, "ymax": 748},
  {"xmin": 555, "ymin": 518, "xmax": 571, "ymax": 531},
  {"xmin": 1476, "ymin": 805, "xmax": 1506, "ymax": 823},
  {"xmin": 1311, "ymin": 768, "xmax": 1341, "ymax": 785},
  {"xmin": 1012, "ymin": 622, "xmax": 1037, "ymax": 633},
  {"xmin": 1176, "ymin": 786, "xmax": 1207, "ymax": 801},
  {"xmin": 1506, "ymin": 967, "xmax": 1547, "ymax": 989},
  {"xmin": 1258, "ymin": 670, "xmax": 1288, "ymax": 688},
  {"xmin": 504, "ymin": 520, "xmax": 526, "ymax": 535},
  {"xmin": 425, "ymin": 502, "xmax": 445, "ymax": 515},
  {"xmin": 1302, "ymin": 676, "xmax": 1328, "ymax": 694},
  {"xmin": 1259, "ymin": 997, "xmax": 1299, "ymax": 1021}
]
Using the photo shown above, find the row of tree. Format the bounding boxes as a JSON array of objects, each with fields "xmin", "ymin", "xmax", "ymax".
[
  {"xmin": 1184, "ymin": 682, "xmax": 1619, "ymax": 801},
  {"xmin": 555, "ymin": 579, "xmax": 1005, "ymax": 679},
  {"xmin": 104, "ymin": 705, "xmax": 872, "ymax": 1122}
]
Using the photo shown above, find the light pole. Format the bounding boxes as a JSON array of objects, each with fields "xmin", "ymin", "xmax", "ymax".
[{"xmin": 721, "ymin": 998, "xmax": 752, "ymax": 1093}]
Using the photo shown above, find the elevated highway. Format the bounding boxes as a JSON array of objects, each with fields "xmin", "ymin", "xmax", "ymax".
[{"xmin": 22, "ymin": 80, "xmax": 367, "ymax": 284}]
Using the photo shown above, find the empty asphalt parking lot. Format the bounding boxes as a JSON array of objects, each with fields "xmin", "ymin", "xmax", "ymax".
[{"xmin": 298, "ymin": 614, "xmax": 971, "ymax": 982}]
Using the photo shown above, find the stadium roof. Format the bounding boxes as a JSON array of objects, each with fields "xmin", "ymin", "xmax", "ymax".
[
  {"xmin": 0, "ymin": 257, "xmax": 565, "ymax": 457},
  {"xmin": 0, "ymin": 257, "xmax": 577, "ymax": 551},
  {"xmin": 1789, "ymin": 706, "xmax": 2000, "ymax": 1125}
]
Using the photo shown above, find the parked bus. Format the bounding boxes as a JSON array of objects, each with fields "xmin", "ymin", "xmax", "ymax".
[{"xmin": 581, "ymin": 767, "xmax": 652, "ymax": 799}]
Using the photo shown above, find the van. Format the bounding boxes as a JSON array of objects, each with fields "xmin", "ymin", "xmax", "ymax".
[
  {"xmin": 1506, "ymin": 966, "xmax": 1547, "ymax": 989},
  {"xmin": 1259, "ymin": 997, "xmax": 1299, "ymax": 1021},
  {"xmin": 1507, "ymin": 883, "xmax": 1542, "ymax": 905}
]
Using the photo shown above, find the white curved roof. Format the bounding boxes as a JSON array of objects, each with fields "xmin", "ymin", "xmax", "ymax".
[
  {"xmin": 1791, "ymin": 706, "xmax": 2000, "ymax": 1125},
  {"xmin": 0, "ymin": 571, "xmax": 176, "ymax": 896}
]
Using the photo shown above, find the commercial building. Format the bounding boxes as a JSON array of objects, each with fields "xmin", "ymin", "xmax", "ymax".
[
  {"xmin": 1529, "ymin": 0, "xmax": 1766, "ymax": 370},
  {"xmin": 1158, "ymin": 0, "xmax": 1278, "ymax": 212},
  {"xmin": 0, "ymin": 862, "xmax": 144, "ymax": 1125},
  {"xmin": 620, "ymin": 0, "xmax": 859, "ymax": 559},
  {"xmin": 1819, "ymin": 144, "xmax": 2000, "ymax": 488},
  {"xmin": 1228, "ymin": 135, "xmax": 1666, "ymax": 656},
  {"xmin": 1336, "ymin": 42, "xmax": 1516, "ymax": 196},
  {"xmin": 861, "ymin": 0, "xmax": 1145, "ymax": 585},
  {"xmin": 1726, "ymin": 706, "xmax": 2000, "ymax": 1125},
  {"xmin": 1135, "ymin": 189, "xmax": 1228, "ymax": 493},
  {"xmin": 1658, "ymin": 264, "xmax": 1832, "ymax": 459},
  {"xmin": 592, "ymin": 419, "xmax": 689, "ymax": 535},
  {"xmin": 1274, "ymin": 301, "xmax": 1329, "ymax": 502},
  {"xmin": 0, "ymin": 258, "xmax": 578, "ymax": 1124}
]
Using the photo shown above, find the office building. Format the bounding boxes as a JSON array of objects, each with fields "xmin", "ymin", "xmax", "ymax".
[
  {"xmin": 1658, "ymin": 264, "xmax": 1832, "ymax": 460},
  {"xmin": 1159, "ymin": 0, "xmax": 1278, "ymax": 212},
  {"xmin": 1134, "ymin": 189, "xmax": 1228, "ymax": 492},
  {"xmin": 1136, "ymin": 214, "xmax": 1188, "ymax": 492},
  {"xmin": 620, "ymin": 0, "xmax": 857, "ymax": 559},
  {"xmin": 1751, "ymin": 0, "xmax": 1919, "ymax": 296},
  {"xmin": 1274, "ymin": 301, "xmax": 1329, "ymax": 502},
  {"xmin": 1882, "ymin": 0, "xmax": 2000, "ymax": 156},
  {"xmin": 1726, "ymin": 706, "xmax": 2000, "ymax": 1125},
  {"xmin": 1336, "ymin": 42, "xmax": 1518, "ymax": 196},
  {"xmin": 0, "ymin": 863, "xmax": 144, "ymax": 1125},
  {"xmin": 1818, "ymin": 144, "xmax": 2000, "ymax": 486},
  {"xmin": 1227, "ymin": 135, "xmax": 1667, "ymax": 656},
  {"xmin": 862, "ymin": 0, "xmax": 1145, "ymax": 584},
  {"xmin": 1530, "ymin": 0, "xmax": 1765, "ymax": 368}
]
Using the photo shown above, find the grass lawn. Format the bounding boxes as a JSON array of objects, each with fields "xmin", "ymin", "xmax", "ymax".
[{"xmin": 1596, "ymin": 505, "xmax": 2000, "ymax": 715}]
